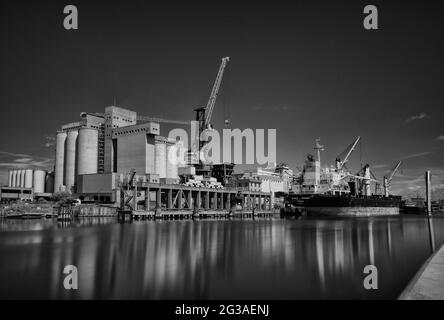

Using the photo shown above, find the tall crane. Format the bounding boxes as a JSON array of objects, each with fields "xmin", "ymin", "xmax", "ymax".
[
  {"xmin": 383, "ymin": 160, "xmax": 402, "ymax": 197},
  {"xmin": 195, "ymin": 57, "xmax": 230, "ymax": 137},
  {"xmin": 335, "ymin": 136, "xmax": 361, "ymax": 171}
]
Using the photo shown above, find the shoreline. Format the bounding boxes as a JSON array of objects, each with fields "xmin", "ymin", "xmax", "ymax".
[{"xmin": 399, "ymin": 244, "xmax": 444, "ymax": 300}]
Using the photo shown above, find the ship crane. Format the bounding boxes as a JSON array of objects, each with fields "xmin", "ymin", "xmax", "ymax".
[
  {"xmin": 335, "ymin": 136, "xmax": 361, "ymax": 171},
  {"xmin": 383, "ymin": 160, "xmax": 402, "ymax": 197},
  {"xmin": 348, "ymin": 164, "xmax": 379, "ymax": 196}
]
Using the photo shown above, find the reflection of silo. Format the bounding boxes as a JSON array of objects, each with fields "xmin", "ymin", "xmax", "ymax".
[
  {"xmin": 77, "ymin": 128, "xmax": 98, "ymax": 175},
  {"xmin": 155, "ymin": 142, "xmax": 166, "ymax": 178},
  {"xmin": 8, "ymin": 170, "xmax": 13, "ymax": 187},
  {"xmin": 166, "ymin": 144, "xmax": 178, "ymax": 179},
  {"xmin": 24, "ymin": 169, "xmax": 33, "ymax": 188},
  {"xmin": 45, "ymin": 173, "xmax": 54, "ymax": 193},
  {"xmin": 65, "ymin": 130, "xmax": 78, "ymax": 192},
  {"xmin": 54, "ymin": 131, "xmax": 67, "ymax": 192},
  {"xmin": 11, "ymin": 170, "xmax": 17, "ymax": 187},
  {"xmin": 19, "ymin": 170, "xmax": 26, "ymax": 187},
  {"xmin": 33, "ymin": 170, "xmax": 46, "ymax": 193}
]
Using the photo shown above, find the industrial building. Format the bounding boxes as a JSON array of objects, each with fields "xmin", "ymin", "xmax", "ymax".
[
  {"xmin": 1, "ymin": 169, "xmax": 54, "ymax": 202},
  {"xmin": 52, "ymin": 105, "xmax": 181, "ymax": 204},
  {"xmin": 0, "ymin": 58, "xmax": 280, "ymax": 212}
]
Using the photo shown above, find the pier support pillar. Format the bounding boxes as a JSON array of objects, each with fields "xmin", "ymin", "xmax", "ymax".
[
  {"xmin": 212, "ymin": 192, "xmax": 217, "ymax": 210},
  {"xmin": 145, "ymin": 187, "xmax": 150, "ymax": 211},
  {"xmin": 133, "ymin": 187, "xmax": 137, "ymax": 211},
  {"xmin": 196, "ymin": 191, "xmax": 201, "ymax": 210},
  {"xmin": 168, "ymin": 189, "xmax": 173, "ymax": 209},
  {"xmin": 188, "ymin": 190, "xmax": 192, "ymax": 209},
  {"xmin": 156, "ymin": 188, "xmax": 161, "ymax": 211},
  {"xmin": 227, "ymin": 193, "xmax": 231, "ymax": 211},
  {"xmin": 426, "ymin": 171, "xmax": 432, "ymax": 215},
  {"xmin": 205, "ymin": 191, "xmax": 210, "ymax": 210}
]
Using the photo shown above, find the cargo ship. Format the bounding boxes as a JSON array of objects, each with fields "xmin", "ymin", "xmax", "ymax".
[{"xmin": 288, "ymin": 138, "xmax": 402, "ymax": 217}]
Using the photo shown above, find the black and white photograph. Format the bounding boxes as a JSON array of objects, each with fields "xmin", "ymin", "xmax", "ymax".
[{"xmin": 1, "ymin": 0, "xmax": 444, "ymax": 310}]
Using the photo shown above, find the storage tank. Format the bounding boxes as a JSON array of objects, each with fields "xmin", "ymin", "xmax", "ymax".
[
  {"xmin": 77, "ymin": 128, "xmax": 98, "ymax": 175},
  {"xmin": 19, "ymin": 169, "xmax": 26, "ymax": 187},
  {"xmin": 11, "ymin": 170, "xmax": 17, "ymax": 187},
  {"xmin": 15, "ymin": 170, "xmax": 21, "ymax": 187},
  {"xmin": 155, "ymin": 142, "xmax": 167, "ymax": 178},
  {"xmin": 65, "ymin": 130, "xmax": 78, "ymax": 192},
  {"xmin": 45, "ymin": 172, "xmax": 54, "ymax": 193},
  {"xmin": 166, "ymin": 144, "xmax": 179, "ymax": 179},
  {"xmin": 54, "ymin": 131, "xmax": 67, "ymax": 192},
  {"xmin": 33, "ymin": 170, "xmax": 46, "ymax": 193},
  {"xmin": 24, "ymin": 169, "xmax": 33, "ymax": 188},
  {"xmin": 8, "ymin": 170, "xmax": 13, "ymax": 187}
]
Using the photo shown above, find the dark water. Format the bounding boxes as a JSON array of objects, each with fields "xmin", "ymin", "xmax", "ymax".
[{"xmin": 0, "ymin": 216, "xmax": 443, "ymax": 299}]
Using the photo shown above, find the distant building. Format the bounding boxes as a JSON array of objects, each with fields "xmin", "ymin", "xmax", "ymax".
[
  {"xmin": 0, "ymin": 169, "xmax": 54, "ymax": 203},
  {"xmin": 228, "ymin": 174, "xmax": 261, "ymax": 192},
  {"xmin": 233, "ymin": 163, "xmax": 293, "ymax": 204}
]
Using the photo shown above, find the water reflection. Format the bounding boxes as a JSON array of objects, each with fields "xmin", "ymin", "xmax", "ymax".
[{"xmin": 0, "ymin": 217, "xmax": 443, "ymax": 299}]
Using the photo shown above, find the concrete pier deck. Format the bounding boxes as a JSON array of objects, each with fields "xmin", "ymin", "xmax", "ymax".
[{"xmin": 399, "ymin": 244, "xmax": 444, "ymax": 300}]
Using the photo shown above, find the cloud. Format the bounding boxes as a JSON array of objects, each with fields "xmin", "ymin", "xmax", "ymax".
[
  {"xmin": 436, "ymin": 135, "xmax": 444, "ymax": 141},
  {"xmin": 0, "ymin": 151, "xmax": 53, "ymax": 170},
  {"xmin": 405, "ymin": 113, "xmax": 429, "ymax": 123},
  {"xmin": 400, "ymin": 151, "xmax": 431, "ymax": 160},
  {"xmin": 389, "ymin": 167, "xmax": 444, "ymax": 199},
  {"xmin": 14, "ymin": 158, "xmax": 33, "ymax": 163}
]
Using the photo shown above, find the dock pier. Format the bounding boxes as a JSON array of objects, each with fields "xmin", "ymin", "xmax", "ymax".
[{"xmin": 118, "ymin": 182, "xmax": 274, "ymax": 221}]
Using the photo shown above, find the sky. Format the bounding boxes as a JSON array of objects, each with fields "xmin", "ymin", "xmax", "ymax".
[{"xmin": 1, "ymin": 0, "xmax": 443, "ymax": 198}]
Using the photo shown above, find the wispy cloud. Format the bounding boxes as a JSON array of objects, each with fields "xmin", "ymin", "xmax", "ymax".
[
  {"xmin": 405, "ymin": 113, "xmax": 429, "ymax": 123},
  {"xmin": 399, "ymin": 151, "xmax": 431, "ymax": 160},
  {"xmin": 389, "ymin": 167, "xmax": 444, "ymax": 199},
  {"xmin": 435, "ymin": 135, "xmax": 444, "ymax": 141},
  {"xmin": 0, "ymin": 151, "xmax": 54, "ymax": 184},
  {"xmin": 0, "ymin": 151, "xmax": 53, "ymax": 170}
]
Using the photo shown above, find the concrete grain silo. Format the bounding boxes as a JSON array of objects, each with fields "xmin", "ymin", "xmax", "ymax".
[
  {"xmin": 166, "ymin": 144, "xmax": 179, "ymax": 179},
  {"xmin": 45, "ymin": 172, "xmax": 54, "ymax": 193},
  {"xmin": 19, "ymin": 169, "xmax": 26, "ymax": 188},
  {"xmin": 24, "ymin": 169, "xmax": 33, "ymax": 188},
  {"xmin": 77, "ymin": 128, "xmax": 98, "ymax": 175},
  {"xmin": 15, "ymin": 170, "xmax": 20, "ymax": 187},
  {"xmin": 8, "ymin": 170, "xmax": 13, "ymax": 187},
  {"xmin": 65, "ymin": 130, "xmax": 78, "ymax": 192},
  {"xmin": 54, "ymin": 131, "xmax": 67, "ymax": 192},
  {"xmin": 33, "ymin": 170, "xmax": 46, "ymax": 193},
  {"xmin": 155, "ymin": 142, "xmax": 167, "ymax": 178},
  {"xmin": 12, "ymin": 170, "xmax": 18, "ymax": 187}
]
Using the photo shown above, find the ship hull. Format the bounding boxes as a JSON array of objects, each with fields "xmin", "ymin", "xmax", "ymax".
[{"xmin": 303, "ymin": 195, "xmax": 401, "ymax": 217}]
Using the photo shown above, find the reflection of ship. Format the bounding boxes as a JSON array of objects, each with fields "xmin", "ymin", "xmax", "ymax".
[{"xmin": 288, "ymin": 138, "xmax": 402, "ymax": 217}]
